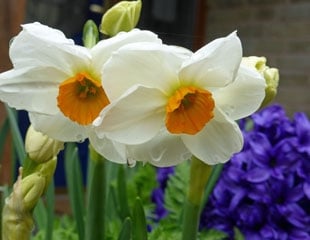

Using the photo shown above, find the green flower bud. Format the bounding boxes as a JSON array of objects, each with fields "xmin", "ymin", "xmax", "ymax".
[
  {"xmin": 83, "ymin": 19, "xmax": 99, "ymax": 48},
  {"xmin": 25, "ymin": 125, "xmax": 64, "ymax": 163},
  {"xmin": 100, "ymin": 0, "xmax": 142, "ymax": 36},
  {"xmin": 242, "ymin": 56, "xmax": 279, "ymax": 107},
  {"xmin": 2, "ymin": 168, "xmax": 45, "ymax": 240}
]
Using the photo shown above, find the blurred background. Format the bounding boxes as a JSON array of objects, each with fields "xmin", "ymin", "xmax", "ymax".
[{"xmin": 0, "ymin": 0, "xmax": 309, "ymax": 211}]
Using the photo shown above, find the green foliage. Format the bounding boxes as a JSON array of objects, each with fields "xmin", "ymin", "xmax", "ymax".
[
  {"xmin": 31, "ymin": 215, "xmax": 78, "ymax": 240},
  {"xmin": 199, "ymin": 229, "xmax": 228, "ymax": 240},
  {"xmin": 234, "ymin": 227, "xmax": 245, "ymax": 240},
  {"xmin": 164, "ymin": 161, "xmax": 190, "ymax": 224}
]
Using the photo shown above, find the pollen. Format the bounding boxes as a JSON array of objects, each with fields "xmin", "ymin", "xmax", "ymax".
[
  {"xmin": 165, "ymin": 86, "xmax": 215, "ymax": 134},
  {"xmin": 57, "ymin": 72, "xmax": 109, "ymax": 125}
]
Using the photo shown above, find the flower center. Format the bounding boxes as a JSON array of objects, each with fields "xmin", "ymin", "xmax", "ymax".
[
  {"xmin": 57, "ymin": 72, "xmax": 109, "ymax": 125},
  {"xmin": 165, "ymin": 86, "xmax": 215, "ymax": 134}
]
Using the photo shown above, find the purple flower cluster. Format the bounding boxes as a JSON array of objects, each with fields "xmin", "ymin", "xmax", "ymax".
[
  {"xmin": 201, "ymin": 105, "xmax": 310, "ymax": 239},
  {"xmin": 151, "ymin": 167, "xmax": 174, "ymax": 221}
]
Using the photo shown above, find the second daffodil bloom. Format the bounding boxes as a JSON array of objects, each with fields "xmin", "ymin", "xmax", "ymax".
[
  {"xmin": 0, "ymin": 22, "xmax": 160, "ymax": 142},
  {"xmin": 93, "ymin": 32, "xmax": 266, "ymax": 165}
]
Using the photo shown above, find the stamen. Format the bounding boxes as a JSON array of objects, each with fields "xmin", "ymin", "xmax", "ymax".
[
  {"xmin": 57, "ymin": 72, "xmax": 109, "ymax": 125},
  {"xmin": 166, "ymin": 86, "xmax": 215, "ymax": 134}
]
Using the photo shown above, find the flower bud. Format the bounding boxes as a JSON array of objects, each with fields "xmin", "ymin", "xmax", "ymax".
[
  {"xmin": 83, "ymin": 19, "xmax": 99, "ymax": 48},
  {"xmin": 2, "ymin": 168, "xmax": 45, "ymax": 240},
  {"xmin": 242, "ymin": 56, "xmax": 279, "ymax": 107},
  {"xmin": 100, "ymin": 0, "xmax": 142, "ymax": 37},
  {"xmin": 25, "ymin": 125, "xmax": 64, "ymax": 163}
]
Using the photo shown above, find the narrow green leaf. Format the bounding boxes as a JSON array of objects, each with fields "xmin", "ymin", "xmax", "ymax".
[
  {"xmin": 45, "ymin": 181, "xmax": 55, "ymax": 240},
  {"xmin": 33, "ymin": 198, "xmax": 47, "ymax": 230},
  {"xmin": 0, "ymin": 185, "xmax": 10, "ymax": 240},
  {"xmin": 64, "ymin": 143, "xmax": 85, "ymax": 240},
  {"xmin": 132, "ymin": 197, "xmax": 147, "ymax": 240},
  {"xmin": 202, "ymin": 163, "xmax": 224, "ymax": 206},
  {"xmin": 5, "ymin": 105, "xmax": 26, "ymax": 164},
  {"xmin": 0, "ymin": 118, "xmax": 9, "ymax": 164},
  {"xmin": 85, "ymin": 150, "xmax": 106, "ymax": 240},
  {"xmin": 118, "ymin": 217, "xmax": 132, "ymax": 240},
  {"xmin": 117, "ymin": 165, "xmax": 130, "ymax": 219}
]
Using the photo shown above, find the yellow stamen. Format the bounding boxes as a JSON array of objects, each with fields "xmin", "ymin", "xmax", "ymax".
[
  {"xmin": 57, "ymin": 72, "xmax": 109, "ymax": 125},
  {"xmin": 166, "ymin": 86, "xmax": 215, "ymax": 134}
]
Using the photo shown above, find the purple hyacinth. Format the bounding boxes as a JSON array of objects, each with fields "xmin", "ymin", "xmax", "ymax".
[
  {"xmin": 201, "ymin": 104, "xmax": 310, "ymax": 239},
  {"xmin": 151, "ymin": 167, "xmax": 174, "ymax": 221}
]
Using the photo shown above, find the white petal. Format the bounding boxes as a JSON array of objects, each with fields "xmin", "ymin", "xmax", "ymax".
[
  {"xmin": 102, "ymin": 42, "xmax": 185, "ymax": 100},
  {"xmin": 179, "ymin": 32, "xmax": 242, "ymax": 88},
  {"xmin": 29, "ymin": 112, "xmax": 88, "ymax": 142},
  {"xmin": 89, "ymin": 133, "xmax": 127, "ymax": 164},
  {"xmin": 214, "ymin": 65, "xmax": 266, "ymax": 120},
  {"xmin": 127, "ymin": 129, "xmax": 191, "ymax": 167},
  {"xmin": 94, "ymin": 85, "xmax": 166, "ymax": 145},
  {"xmin": 0, "ymin": 67, "xmax": 66, "ymax": 114},
  {"xmin": 91, "ymin": 29, "xmax": 161, "ymax": 73},
  {"xmin": 181, "ymin": 108, "xmax": 243, "ymax": 165},
  {"xmin": 10, "ymin": 22, "xmax": 90, "ymax": 75}
]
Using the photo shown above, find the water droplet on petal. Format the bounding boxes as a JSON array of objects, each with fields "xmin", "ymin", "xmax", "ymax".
[{"xmin": 127, "ymin": 157, "xmax": 136, "ymax": 168}]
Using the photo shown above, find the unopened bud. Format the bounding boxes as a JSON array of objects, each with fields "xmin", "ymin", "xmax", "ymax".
[
  {"xmin": 25, "ymin": 125, "xmax": 64, "ymax": 163},
  {"xmin": 242, "ymin": 56, "xmax": 279, "ymax": 107},
  {"xmin": 100, "ymin": 0, "xmax": 142, "ymax": 37}
]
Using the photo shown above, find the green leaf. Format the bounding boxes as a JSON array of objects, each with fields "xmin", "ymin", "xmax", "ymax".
[
  {"xmin": 117, "ymin": 165, "xmax": 131, "ymax": 219},
  {"xmin": 199, "ymin": 228, "xmax": 228, "ymax": 240},
  {"xmin": 45, "ymin": 181, "xmax": 55, "ymax": 240},
  {"xmin": 5, "ymin": 105, "xmax": 26, "ymax": 164},
  {"xmin": 118, "ymin": 217, "xmax": 132, "ymax": 240},
  {"xmin": 202, "ymin": 163, "xmax": 224, "ymax": 206},
  {"xmin": 64, "ymin": 143, "xmax": 85, "ymax": 240},
  {"xmin": 132, "ymin": 197, "xmax": 147, "ymax": 240},
  {"xmin": 33, "ymin": 199, "xmax": 48, "ymax": 230},
  {"xmin": 234, "ymin": 227, "xmax": 245, "ymax": 240},
  {"xmin": 85, "ymin": 151, "xmax": 106, "ymax": 240},
  {"xmin": 0, "ymin": 118, "xmax": 9, "ymax": 164}
]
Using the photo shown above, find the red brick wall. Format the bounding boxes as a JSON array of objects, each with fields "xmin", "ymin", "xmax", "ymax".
[{"xmin": 205, "ymin": 0, "xmax": 310, "ymax": 116}]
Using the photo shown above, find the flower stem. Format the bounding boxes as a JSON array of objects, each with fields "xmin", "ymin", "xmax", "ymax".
[
  {"xmin": 85, "ymin": 147, "xmax": 106, "ymax": 240},
  {"xmin": 182, "ymin": 156, "xmax": 212, "ymax": 240}
]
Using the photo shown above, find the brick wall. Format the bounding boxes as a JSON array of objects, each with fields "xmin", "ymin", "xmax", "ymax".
[{"xmin": 205, "ymin": 0, "xmax": 310, "ymax": 116}]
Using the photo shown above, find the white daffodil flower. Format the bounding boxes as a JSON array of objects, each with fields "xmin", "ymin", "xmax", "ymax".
[
  {"xmin": 93, "ymin": 32, "xmax": 266, "ymax": 165},
  {"xmin": 0, "ymin": 22, "xmax": 160, "ymax": 142}
]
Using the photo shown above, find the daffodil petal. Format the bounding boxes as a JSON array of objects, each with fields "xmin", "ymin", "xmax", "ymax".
[
  {"xmin": 181, "ymin": 108, "xmax": 243, "ymax": 165},
  {"xmin": 10, "ymin": 22, "xmax": 90, "ymax": 75},
  {"xmin": 127, "ymin": 129, "xmax": 191, "ymax": 167},
  {"xmin": 179, "ymin": 32, "xmax": 242, "ymax": 88},
  {"xmin": 94, "ymin": 85, "xmax": 166, "ymax": 144},
  {"xmin": 89, "ymin": 133, "xmax": 127, "ymax": 164},
  {"xmin": 214, "ymin": 65, "xmax": 266, "ymax": 120},
  {"xmin": 29, "ymin": 112, "xmax": 88, "ymax": 142},
  {"xmin": 0, "ymin": 66, "xmax": 65, "ymax": 114},
  {"xmin": 91, "ymin": 29, "xmax": 161, "ymax": 73},
  {"xmin": 102, "ymin": 42, "xmax": 187, "ymax": 100}
]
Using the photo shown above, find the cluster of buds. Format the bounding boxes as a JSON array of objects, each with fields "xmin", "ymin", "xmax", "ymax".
[{"xmin": 2, "ymin": 126, "xmax": 63, "ymax": 240}]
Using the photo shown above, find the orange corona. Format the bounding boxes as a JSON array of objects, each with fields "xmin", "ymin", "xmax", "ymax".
[
  {"xmin": 57, "ymin": 72, "xmax": 109, "ymax": 125},
  {"xmin": 166, "ymin": 86, "xmax": 215, "ymax": 134}
]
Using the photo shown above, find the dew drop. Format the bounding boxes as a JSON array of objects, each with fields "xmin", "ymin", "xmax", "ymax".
[{"xmin": 126, "ymin": 157, "xmax": 136, "ymax": 168}]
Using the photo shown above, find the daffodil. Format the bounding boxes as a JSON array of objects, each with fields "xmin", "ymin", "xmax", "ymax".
[
  {"xmin": 0, "ymin": 22, "xmax": 160, "ymax": 142},
  {"xmin": 93, "ymin": 32, "xmax": 266, "ymax": 165}
]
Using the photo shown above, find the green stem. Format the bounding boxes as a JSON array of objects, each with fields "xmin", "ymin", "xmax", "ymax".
[
  {"xmin": 182, "ymin": 156, "xmax": 213, "ymax": 240},
  {"xmin": 85, "ymin": 149, "xmax": 106, "ymax": 240}
]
